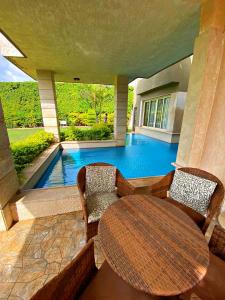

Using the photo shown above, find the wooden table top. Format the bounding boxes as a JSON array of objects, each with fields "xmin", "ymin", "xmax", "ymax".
[{"xmin": 98, "ymin": 194, "xmax": 209, "ymax": 296}]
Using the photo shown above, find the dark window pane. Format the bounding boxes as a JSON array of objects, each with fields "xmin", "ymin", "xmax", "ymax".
[
  {"xmin": 155, "ymin": 99, "xmax": 164, "ymax": 128},
  {"xmin": 161, "ymin": 98, "xmax": 169, "ymax": 129},
  {"xmin": 148, "ymin": 100, "xmax": 156, "ymax": 127},
  {"xmin": 143, "ymin": 102, "xmax": 149, "ymax": 126}
]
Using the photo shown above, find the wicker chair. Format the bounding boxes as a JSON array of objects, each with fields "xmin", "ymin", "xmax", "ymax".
[
  {"xmin": 77, "ymin": 162, "xmax": 135, "ymax": 242},
  {"xmin": 31, "ymin": 239, "xmax": 163, "ymax": 300},
  {"xmin": 179, "ymin": 225, "xmax": 225, "ymax": 300},
  {"xmin": 135, "ymin": 168, "xmax": 224, "ymax": 234}
]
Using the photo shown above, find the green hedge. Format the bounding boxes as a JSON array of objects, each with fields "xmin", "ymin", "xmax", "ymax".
[
  {"xmin": 11, "ymin": 131, "xmax": 54, "ymax": 172},
  {"xmin": 60, "ymin": 124, "xmax": 111, "ymax": 141}
]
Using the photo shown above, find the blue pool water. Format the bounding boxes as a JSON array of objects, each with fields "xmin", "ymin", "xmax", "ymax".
[{"xmin": 35, "ymin": 134, "xmax": 178, "ymax": 188}]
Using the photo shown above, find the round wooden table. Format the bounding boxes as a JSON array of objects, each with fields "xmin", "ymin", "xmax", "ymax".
[{"xmin": 98, "ymin": 195, "xmax": 209, "ymax": 297}]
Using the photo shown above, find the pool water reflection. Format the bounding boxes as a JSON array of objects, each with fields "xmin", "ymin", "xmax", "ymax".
[{"xmin": 35, "ymin": 133, "xmax": 178, "ymax": 188}]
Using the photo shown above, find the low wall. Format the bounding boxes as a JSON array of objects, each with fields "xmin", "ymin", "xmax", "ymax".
[
  {"xmin": 61, "ymin": 140, "xmax": 117, "ymax": 149},
  {"xmin": 20, "ymin": 143, "xmax": 60, "ymax": 190},
  {"xmin": 135, "ymin": 126, "xmax": 180, "ymax": 143}
]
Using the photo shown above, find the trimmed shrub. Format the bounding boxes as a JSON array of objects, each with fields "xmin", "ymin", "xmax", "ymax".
[
  {"xmin": 61, "ymin": 124, "xmax": 111, "ymax": 141},
  {"xmin": 67, "ymin": 112, "xmax": 88, "ymax": 126},
  {"xmin": 106, "ymin": 124, "xmax": 113, "ymax": 133},
  {"xmin": 90, "ymin": 124, "xmax": 111, "ymax": 140},
  {"xmin": 86, "ymin": 109, "xmax": 96, "ymax": 126},
  {"xmin": 11, "ymin": 131, "xmax": 54, "ymax": 172}
]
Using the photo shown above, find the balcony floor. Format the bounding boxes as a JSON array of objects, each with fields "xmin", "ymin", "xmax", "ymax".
[{"xmin": 0, "ymin": 211, "xmax": 104, "ymax": 300}]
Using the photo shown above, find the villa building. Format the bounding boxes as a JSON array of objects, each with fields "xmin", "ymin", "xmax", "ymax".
[{"xmin": 133, "ymin": 57, "xmax": 192, "ymax": 143}]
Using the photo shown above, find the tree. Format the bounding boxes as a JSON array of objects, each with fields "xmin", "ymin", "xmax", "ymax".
[
  {"xmin": 0, "ymin": 82, "xmax": 134, "ymax": 128},
  {"xmin": 79, "ymin": 84, "xmax": 113, "ymax": 122}
]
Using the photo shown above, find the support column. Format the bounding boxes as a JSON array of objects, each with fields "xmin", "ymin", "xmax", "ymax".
[
  {"xmin": 0, "ymin": 100, "xmax": 19, "ymax": 231},
  {"xmin": 36, "ymin": 70, "xmax": 60, "ymax": 141},
  {"xmin": 176, "ymin": 0, "xmax": 225, "ymax": 191},
  {"xmin": 114, "ymin": 75, "xmax": 128, "ymax": 146}
]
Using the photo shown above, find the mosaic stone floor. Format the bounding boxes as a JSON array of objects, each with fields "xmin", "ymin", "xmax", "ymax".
[
  {"xmin": 0, "ymin": 212, "xmax": 104, "ymax": 300},
  {"xmin": 0, "ymin": 204, "xmax": 224, "ymax": 299}
]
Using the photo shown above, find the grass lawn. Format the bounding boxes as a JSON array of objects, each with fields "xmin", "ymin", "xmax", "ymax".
[{"xmin": 7, "ymin": 128, "xmax": 44, "ymax": 143}]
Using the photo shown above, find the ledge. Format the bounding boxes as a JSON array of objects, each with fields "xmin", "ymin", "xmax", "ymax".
[
  {"xmin": 10, "ymin": 176, "xmax": 163, "ymax": 221},
  {"xmin": 61, "ymin": 139, "xmax": 117, "ymax": 149},
  {"xmin": 135, "ymin": 127, "xmax": 180, "ymax": 143},
  {"xmin": 19, "ymin": 143, "xmax": 60, "ymax": 190}
]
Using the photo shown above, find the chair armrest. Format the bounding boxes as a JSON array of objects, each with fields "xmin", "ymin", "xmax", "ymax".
[
  {"xmin": 78, "ymin": 187, "xmax": 88, "ymax": 223},
  {"xmin": 151, "ymin": 171, "xmax": 174, "ymax": 196},
  {"xmin": 77, "ymin": 167, "xmax": 88, "ymax": 222},
  {"xmin": 116, "ymin": 171, "xmax": 136, "ymax": 197},
  {"xmin": 134, "ymin": 172, "xmax": 174, "ymax": 198},
  {"xmin": 202, "ymin": 202, "xmax": 223, "ymax": 235}
]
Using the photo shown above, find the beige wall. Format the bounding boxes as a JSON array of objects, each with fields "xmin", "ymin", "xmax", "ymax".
[
  {"xmin": 136, "ymin": 57, "xmax": 192, "ymax": 95},
  {"xmin": 173, "ymin": 92, "xmax": 186, "ymax": 133},
  {"xmin": 0, "ymin": 100, "xmax": 19, "ymax": 230},
  {"xmin": 134, "ymin": 58, "xmax": 191, "ymax": 138},
  {"xmin": 135, "ymin": 90, "xmax": 186, "ymax": 143},
  {"xmin": 177, "ymin": 29, "xmax": 225, "ymax": 174},
  {"xmin": 176, "ymin": 0, "xmax": 225, "ymax": 211}
]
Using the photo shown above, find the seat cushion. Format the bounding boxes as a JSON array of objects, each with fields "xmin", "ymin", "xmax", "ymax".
[
  {"xmin": 87, "ymin": 192, "xmax": 119, "ymax": 223},
  {"xmin": 79, "ymin": 262, "xmax": 156, "ymax": 300},
  {"xmin": 164, "ymin": 197, "xmax": 205, "ymax": 229},
  {"xmin": 85, "ymin": 166, "xmax": 116, "ymax": 197},
  {"xmin": 169, "ymin": 170, "xmax": 217, "ymax": 215},
  {"xmin": 180, "ymin": 253, "xmax": 225, "ymax": 300}
]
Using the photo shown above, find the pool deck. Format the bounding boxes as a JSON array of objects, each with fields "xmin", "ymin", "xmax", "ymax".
[
  {"xmin": 3, "ymin": 176, "xmax": 163, "ymax": 299},
  {"xmin": 0, "ymin": 211, "xmax": 105, "ymax": 299},
  {"xmin": 11, "ymin": 177, "xmax": 163, "ymax": 221}
]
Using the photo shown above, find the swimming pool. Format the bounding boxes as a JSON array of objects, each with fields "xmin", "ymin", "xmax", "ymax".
[{"xmin": 35, "ymin": 134, "xmax": 178, "ymax": 188}]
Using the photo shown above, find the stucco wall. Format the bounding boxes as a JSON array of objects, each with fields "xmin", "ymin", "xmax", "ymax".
[
  {"xmin": 133, "ymin": 57, "xmax": 191, "ymax": 142},
  {"xmin": 136, "ymin": 57, "xmax": 192, "ymax": 95}
]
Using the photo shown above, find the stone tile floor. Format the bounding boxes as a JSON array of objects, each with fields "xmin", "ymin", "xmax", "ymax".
[
  {"xmin": 0, "ymin": 206, "xmax": 224, "ymax": 300},
  {"xmin": 0, "ymin": 211, "xmax": 104, "ymax": 300}
]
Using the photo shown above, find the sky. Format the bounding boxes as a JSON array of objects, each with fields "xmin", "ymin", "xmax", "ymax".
[
  {"xmin": 0, "ymin": 54, "xmax": 138, "ymax": 86},
  {"xmin": 0, "ymin": 55, "xmax": 32, "ymax": 82}
]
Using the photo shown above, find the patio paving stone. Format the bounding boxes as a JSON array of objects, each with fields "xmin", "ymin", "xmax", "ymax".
[{"xmin": 0, "ymin": 211, "xmax": 103, "ymax": 299}]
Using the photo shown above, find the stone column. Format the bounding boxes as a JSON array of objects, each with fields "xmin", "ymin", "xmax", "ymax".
[
  {"xmin": 114, "ymin": 76, "xmax": 128, "ymax": 146},
  {"xmin": 0, "ymin": 100, "xmax": 19, "ymax": 231},
  {"xmin": 176, "ymin": 0, "xmax": 225, "ymax": 203},
  {"xmin": 36, "ymin": 70, "xmax": 60, "ymax": 141}
]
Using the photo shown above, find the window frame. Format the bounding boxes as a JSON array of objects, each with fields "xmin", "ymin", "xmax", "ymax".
[{"xmin": 142, "ymin": 95, "xmax": 170, "ymax": 130}]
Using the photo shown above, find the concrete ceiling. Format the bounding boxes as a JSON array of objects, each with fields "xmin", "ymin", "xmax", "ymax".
[{"xmin": 0, "ymin": 0, "xmax": 200, "ymax": 84}]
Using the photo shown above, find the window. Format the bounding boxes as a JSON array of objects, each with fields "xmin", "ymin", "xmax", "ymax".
[
  {"xmin": 143, "ymin": 102, "xmax": 150, "ymax": 126},
  {"xmin": 142, "ymin": 96, "xmax": 170, "ymax": 129}
]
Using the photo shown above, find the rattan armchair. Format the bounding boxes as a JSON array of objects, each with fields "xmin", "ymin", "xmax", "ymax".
[
  {"xmin": 208, "ymin": 224, "xmax": 225, "ymax": 261},
  {"xmin": 31, "ymin": 239, "xmax": 163, "ymax": 300},
  {"xmin": 135, "ymin": 168, "xmax": 224, "ymax": 234},
  {"xmin": 179, "ymin": 225, "xmax": 225, "ymax": 300},
  {"xmin": 77, "ymin": 162, "xmax": 135, "ymax": 241}
]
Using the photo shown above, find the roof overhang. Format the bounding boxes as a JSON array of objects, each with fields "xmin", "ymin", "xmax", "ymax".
[{"xmin": 0, "ymin": 1, "xmax": 200, "ymax": 84}]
